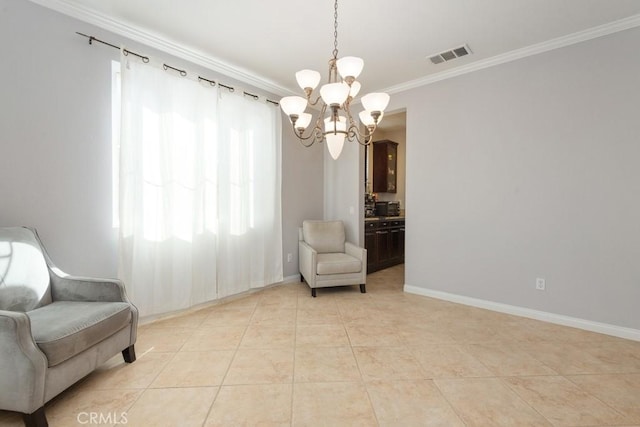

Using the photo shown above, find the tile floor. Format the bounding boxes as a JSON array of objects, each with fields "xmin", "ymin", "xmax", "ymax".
[{"xmin": 1, "ymin": 264, "xmax": 639, "ymax": 426}]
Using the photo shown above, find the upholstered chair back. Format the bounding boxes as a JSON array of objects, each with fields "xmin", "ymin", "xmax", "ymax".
[
  {"xmin": 0, "ymin": 227, "xmax": 52, "ymax": 311},
  {"xmin": 302, "ymin": 220, "xmax": 346, "ymax": 254}
]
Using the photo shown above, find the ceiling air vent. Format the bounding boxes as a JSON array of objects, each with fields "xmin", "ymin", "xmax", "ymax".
[{"xmin": 428, "ymin": 44, "xmax": 472, "ymax": 65}]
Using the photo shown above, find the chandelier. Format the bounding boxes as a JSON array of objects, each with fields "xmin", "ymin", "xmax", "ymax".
[{"xmin": 280, "ymin": 0, "xmax": 390, "ymax": 160}]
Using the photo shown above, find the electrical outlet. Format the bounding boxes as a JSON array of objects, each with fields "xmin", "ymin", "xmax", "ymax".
[
  {"xmin": 536, "ymin": 278, "xmax": 546, "ymax": 291},
  {"xmin": 287, "ymin": 253, "xmax": 292, "ymax": 263}
]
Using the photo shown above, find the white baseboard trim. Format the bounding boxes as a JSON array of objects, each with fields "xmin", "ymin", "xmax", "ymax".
[{"xmin": 404, "ymin": 284, "xmax": 640, "ymax": 342}]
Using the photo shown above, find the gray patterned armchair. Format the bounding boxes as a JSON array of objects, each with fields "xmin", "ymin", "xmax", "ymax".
[{"xmin": 0, "ymin": 227, "xmax": 138, "ymax": 427}]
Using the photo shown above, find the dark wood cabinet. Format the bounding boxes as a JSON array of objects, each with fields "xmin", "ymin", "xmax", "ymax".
[
  {"xmin": 399, "ymin": 226, "xmax": 405, "ymax": 262},
  {"xmin": 365, "ymin": 218, "xmax": 404, "ymax": 273},
  {"xmin": 364, "ymin": 221, "xmax": 378, "ymax": 273},
  {"xmin": 373, "ymin": 140, "xmax": 398, "ymax": 193},
  {"xmin": 377, "ymin": 225, "xmax": 391, "ymax": 266},
  {"xmin": 390, "ymin": 228, "xmax": 401, "ymax": 261}
]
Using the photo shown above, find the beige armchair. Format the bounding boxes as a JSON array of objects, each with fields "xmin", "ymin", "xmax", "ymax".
[
  {"xmin": 298, "ymin": 220, "xmax": 367, "ymax": 297},
  {"xmin": 0, "ymin": 227, "xmax": 138, "ymax": 427}
]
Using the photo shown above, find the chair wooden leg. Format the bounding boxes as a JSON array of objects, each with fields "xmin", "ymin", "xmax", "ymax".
[
  {"xmin": 300, "ymin": 274, "xmax": 305, "ymax": 283},
  {"xmin": 23, "ymin": 407, "xmax": 47, "ymax": 427},
  {"xmin": 122, "ymin": 345, "xmax": 136, "ymax": 363},
  {"xmin": 360, "ymin": 284, "xmax": 366, "ymax": 293},
  {"xmin": 311, "ymin": 288, "xmax": 317, "ymax": 297}
]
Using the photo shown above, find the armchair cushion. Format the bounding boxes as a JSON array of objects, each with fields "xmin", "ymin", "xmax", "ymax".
[
  {"xmin": 0, "ymin": 285, "xmax": 43, "ymax": 312},
  {"xmin": 0, "ymin": 227, "xmax": 52, "ymax": 312},
  {"xmin": 302, "ymin": 220, "xmax": 345, "ymax": 254},
  {"xmin": 316, "ymin": 253, "xmax": 362, "ymax": 275},
  {"xmin": 28, "ymin": 301, "xmax": 132, "ymax": 367}
]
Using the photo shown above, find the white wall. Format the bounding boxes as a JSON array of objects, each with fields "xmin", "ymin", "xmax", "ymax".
[
  {"xmin": 0, "ymin": 0, "xmax": 323, "ymax": 279},
  {"xmin": 281, "ymin": 124, "xmax": 324, "ymax": 275},
  {"xmin": 392, "ymin": 27, "xmax": 640, "ymax": 330},
  {"xmin": 323, "ymin": 139, "xmax": 364, "ymax": 245}
]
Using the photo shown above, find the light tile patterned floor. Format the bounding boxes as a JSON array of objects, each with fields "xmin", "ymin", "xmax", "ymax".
[{"xmin": 2, "ymin": 264, "xmax": 640, "ymax": 426}]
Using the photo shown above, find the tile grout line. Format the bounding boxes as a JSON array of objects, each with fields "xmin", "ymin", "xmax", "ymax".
[
  {"xmin": 340, "ymin": 293, "xmax": 381, "ymax": 426},
  {"xmin": 200, "ymin": 297, "xmax": 258, "ymax": 426},
  {"xmin": 496, "ymin": 376, "xmax": 556, "ymax": 425},
  {"xmin": 561, "ymin": 374, "xmax": 633, "ymax": 422},
  {"xmin": 290, "ymin": 284, "xmax": 305, "ymax": 426}
]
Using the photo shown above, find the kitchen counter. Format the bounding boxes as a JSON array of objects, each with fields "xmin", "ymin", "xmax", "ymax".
[{"xmin": 365, "ymin": 216, "xmax": 405, "ymax": 222}]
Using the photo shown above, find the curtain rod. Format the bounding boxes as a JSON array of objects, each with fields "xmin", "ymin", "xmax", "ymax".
[{"xmin": 75, "ymin": 32, "xmax": 279, "ymax": 106}]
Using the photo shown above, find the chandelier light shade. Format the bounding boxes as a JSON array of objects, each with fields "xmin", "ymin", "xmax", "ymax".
[
  {"xmin": 295, "ymin": 70, "xmax": 321, "ymax": 91},
  {"xmin": 359, "ymin": 110, "xmax": 383, "ymax": 127},
  {"xmin": 349, "ymin": 81, "xmax": 361, "ymax": 98},
  {"xmin": 280, "ymin": 96, "xmax": 307, "ymax": 117},
  {"xmin": 320, "ymin": 82, "xmax": 350, "ymax": 106},
  {"xmin": 296, "ymin": 113, "xmax": 313, "ymax": 131},
  {"xmin": 280, "ymin": 0, "xmax": 390, "ymax": 159},
  {"xmin": 324, "ymin": 116, "xmax": 347, "ymax": 160},
  {"xmin": 336, "ymin": 56, "xmax": 364, "ymax": 80},
  {"xmin": 361, "ymin": 93, "xmax": 390, "ymax": 113}
]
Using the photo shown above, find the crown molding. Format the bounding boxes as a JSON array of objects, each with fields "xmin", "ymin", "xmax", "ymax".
[
  {"xmin": 28, "ymin": 0, "xmax": 292, "ymax": 97},
  {"xmin": 28, "ymin": 1, "xmax": 640, "ymax": 97},
  {"xmin": 383, "ymin": 13, "xmax": 640, "ymax": 95}
]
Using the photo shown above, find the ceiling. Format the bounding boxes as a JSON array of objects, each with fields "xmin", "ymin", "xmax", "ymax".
[{"xmin": 33, "ymin": 0, "xmax": 640, "ymax": 97}]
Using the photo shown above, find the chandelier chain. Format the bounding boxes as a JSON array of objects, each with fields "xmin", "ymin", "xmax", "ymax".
[{"xmin": 332, "ymin": 0, "xmax": 339, "ymax": 60}]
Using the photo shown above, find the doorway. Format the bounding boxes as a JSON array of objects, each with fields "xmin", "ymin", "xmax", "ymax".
[{"xmin": 364, "ymin": 109, "xmax": 407, "ymax": 285}]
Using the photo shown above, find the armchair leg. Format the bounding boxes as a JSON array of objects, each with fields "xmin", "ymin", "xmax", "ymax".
[
  {"xmin": 360, "ymin": 284, "xmax": 366, "ymax": 294},
  {"xmin": 311, "ymin": 288, "xmax": 317, "ymax": 297},
  {"xmin": 122, "ymin": 345, "xmax": 136, "ymax": 363},
  {"xmin": 300, "ymin": 274, "xmax": 304, "ymax": 283},
  {"xmin": 23, "ymin": 407, "xmax": 47, "ymax": 427}
]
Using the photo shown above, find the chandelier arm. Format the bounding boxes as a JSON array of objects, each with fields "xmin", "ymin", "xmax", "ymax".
[
  {"xmin": 289, "ymin": 102, "xmax": 328, "ymax": 144},
  {"xmin": 345, "ymin": 106, "xmax": 358, "ymax": 128},
  {"xmin": 313, "ymin": 127, "xmax": 325, "ymax": 144},
  {"xmin": 308, "ymin": 95, "xmax": 323, "ymax": 106},
  {"xmin": 346, "ymin": 126, "xmax": 362, "ymax": 144},
  {"xmin": 346, "ymin": 123, "xmax": 377, "ymax": 146},
  {"xmin": 289, "ymin": 121, "xmax": 318, "ymax": 145},
  {"xmin": 300, "ymin": 138, "xmax": 316, "ymax": 148}
]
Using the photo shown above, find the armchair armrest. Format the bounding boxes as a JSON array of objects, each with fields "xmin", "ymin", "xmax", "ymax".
[
  {"xmin": 298, "ymin": 241, "xmax": 317, "ymax": 284},
  {"xmin": 345, "ymin": 242, "xmax": 366, "ymax": 262},
  {"xmin": 50, "ymin": 273, "xmax": 139, "ymax": 346},
  {"xmin": 0, "ymin": 311, "xmax": 47, "ymax": 413},
  {"xmin": 50, "ymin": 271, "xmax": 130, "ymax": 303}
]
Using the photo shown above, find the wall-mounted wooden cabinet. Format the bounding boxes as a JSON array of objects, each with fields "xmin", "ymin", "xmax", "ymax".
[{"xmin": 373, "ymin": 140, "xmax": 398, "ymax": 193}]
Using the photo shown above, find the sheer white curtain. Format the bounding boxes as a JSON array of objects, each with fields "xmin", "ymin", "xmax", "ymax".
[
  {"xmin": 216, "ymin": 89, "xmax": 283, "ymax": 298},
  {"xmin": 118, "ymin": 55, "xmax": 282, "ymax": 317}
]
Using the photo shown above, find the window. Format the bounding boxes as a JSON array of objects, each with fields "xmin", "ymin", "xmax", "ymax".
[{"xmin": 113, "ymin": 56, "xmax": 282, "ymax": 316}]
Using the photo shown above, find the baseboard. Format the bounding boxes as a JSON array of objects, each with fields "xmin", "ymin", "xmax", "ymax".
[
  {"xmin": 140, "ymin": 275, "xmax": 300, "ymax": 325},
  {"xmin": 404, "ymin": 284, "xmax": 640, "ymax": 342}
]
